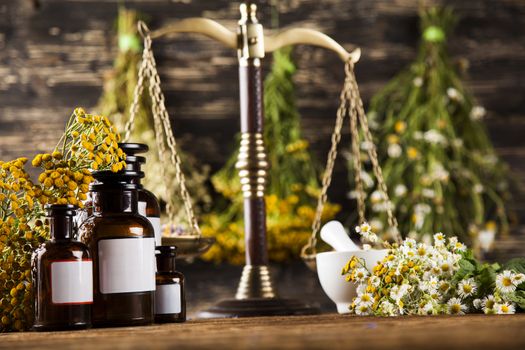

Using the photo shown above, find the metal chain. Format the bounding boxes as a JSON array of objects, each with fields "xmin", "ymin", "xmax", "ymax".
[
  {"xmin": 123, "ymin": 28, "xmax": 151, "ymax": 142},
  {"xmin": 142, "ymin": 31, "xmax": 201, "ymax": 236},
  {"xmin": 301, "ymin": 61, "xmax": 353, "ymax": 259},
  {"xmin": 128, "ymin": 21, "xmax": 201, "ymax": 236},
  {"xmin": 302, "ymin": 60, "xmax": 402, "ymax": 259},
  {"xmin": 347, "ymin": 66, "xmax": 401, "ymax": 244},
  {"xmin": 348, "ymin": 79, "xmax": 366, "ymax": 223}
]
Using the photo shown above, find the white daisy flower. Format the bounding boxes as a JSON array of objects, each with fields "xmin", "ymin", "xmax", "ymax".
[
  {"xmin": 424, "ymin": 129, "xmax": 447, "ymax": 145},
  {"xmin": 447, "ymin": 87, "xmax": 462, "ymax": 101},
  {"xmin": 394, "ymin": 184, "xmax": 407, "ymax": 197},
  {"xmin": 369, "ymin": 275, "xmax": 381, "ymax": 287},
  {"xmin": 469, "ymin": 106, "xmax": 486, "ymax": 121},
  {"xmin": 356, "ymin": 293, "xmax": 374, "ymax": 307},
  {"xmin": 380, "ymin": 301, "xmax": 397, "ymax": 316},
  {"xmin": 353, "ymin": 268, "xmax": 369, "ymax": 283},
  {"xmin": 496, "ymin": 270, "xmax": 517, "ymax": 294},
  {"xmin": 512, "ymin": 273, "xmax": 525, "ymax": 286},
  {"xmin": 495, "ymin": 302, "xmax": 516, "ymax": 315},
  {"xmin": 355, "ymin": 303, "xmax": 371, "ymax": 316},
  {"xmin": 457, "ymin": 278, "xmax": 477, "ymax": 299},
  {"xmin": 355, "ymin": 222, "xmax": 371, "ymax": 234},
  {"xmin": 447, "ymin": 298, "xmax": 467, "ymax": 315},
  {"xmin": 478, "ymin": 228, "xmax": 495, "ymax": 252},
  {"xmin": 420, "ymin": 302, "xmax": 435, "ymax": 315},
  {"xmin": 388, "ymin": 143, "xmax": 402, "ymax": 158},
  {"xmin": 413, "ymin": 77, "xmax": 423, "ymax": 87},
  {"xmin": 434, "ymin": 232, "xmax": 446, "ymax": 246},
  {"xmin": 473, "ymin": 298, "xmax": 482, "ymax": 310},
  {"xmin": 482, "ymin": 295, "xmax": 497, "ymax": 314},
  {"xmin": 422, "ymin": 188, "xmax": 436, "ymax": 198}
]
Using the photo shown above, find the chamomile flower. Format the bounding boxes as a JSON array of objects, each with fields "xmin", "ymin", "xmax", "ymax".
[
  {"xmin": 482, "ymin": 295, "xmax": 497, "ymax": 314},
  {"xmin": 496, "ymin": 271, "xmax": 517, "ymax": 294},
  {"xmin": 355, "ymin": 222, "xmax": 378, "ymax": 243},
  {"xmin": 355, "ymin": 222, "xmax": 371, "ymax": 234},
  {"xmin": 433, "ymin": 232, "xmax": 446, "ymax": 246},
  {"xmin": 419, "ymin": 302, "xmax": 435, "ymax": 315},
  {"xmin": 512, "ymin": 273, "xmax": 525, "ymax": 286},
  {"xmin": 355, "ymin": 303, "xmax": 371, "ymax": 316},
  {"xmin": 380, "ymin": 301, "xmax": 396, "ymax": 316},
  {"xmin": 457, "ymin": 278, "xmax": 477, "ymax": 299},
  {"xmin": 473, "ymin": 299, "xmax": 482, "ymax": 310},
  {"xmin": 447, "ymin": 298, "xmax": 467, "ymax": 315},
  {"xmin": 355, "ymin": 293, "xmax": 374, "ymax": 307},
  {"xmin": 495, "ymin": 302, "xmax": 515, "ymax": 315},
  {"xmin": 353, "ymin": 268, "xmax": 369, "ymax": 283}
]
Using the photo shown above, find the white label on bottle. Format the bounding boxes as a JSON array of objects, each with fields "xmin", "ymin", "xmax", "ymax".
[
  {"xmin": 51, "ymin": 260, "xmax": 93, "ymax": 305},
  {"xmin": 138, "ymin": 201, "xmax": 162, "ymax": 246},
  {"xmin": 155, "ymin": 283, "xmax": 181, "ymax": 315},
  {"xmin": 98, "ymin": 238, "xmax": 156, "ymax": 294}
]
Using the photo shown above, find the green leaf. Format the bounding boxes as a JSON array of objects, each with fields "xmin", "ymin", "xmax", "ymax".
[
  {"xmin": 476, "ymin": 265, "xmax": 497, "ymax": 296},
  {"xmin": 506, "ymin": 290, "xmax": 525, "ymax": 310},
  {"xmin": 452, "ymin": 257, "xmax": 476, "ymax": 283},
  {"xmin": 502, "ymin": 258, "xmax": 525, "ymax": 274}
]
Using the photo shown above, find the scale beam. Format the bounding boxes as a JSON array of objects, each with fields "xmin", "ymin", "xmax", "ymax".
[{"xmin": 149, "ymin": 18, "xmax": 360, "ymax": 63}]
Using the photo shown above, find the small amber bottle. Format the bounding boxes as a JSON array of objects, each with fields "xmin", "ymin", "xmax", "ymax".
[
  {"xmin": 155, "ymin": 246, "xmax": 186, "ymax": 323},
  {"xmin": 32, "ymin": 204, "xmax": 93, "ymax": 331},
  {"xmin": 119, "ymin": 143, "xmax": 162, "ymax": 246},
  {"xmin": 79, "ymin": 171, "xmax": 155, "ymax": 327}
]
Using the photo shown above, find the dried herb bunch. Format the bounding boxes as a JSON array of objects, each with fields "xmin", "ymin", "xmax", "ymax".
[
  {"xmin": 0, "ymin": 108, "xmax": 125, "ymax": 332},
  {"xmin": 203, "ymin": 47, "xmax": 340, "ymax": 264},
  {"xmin": 348, "ymin": 7, "xmax": 512, "ymax": 248}
]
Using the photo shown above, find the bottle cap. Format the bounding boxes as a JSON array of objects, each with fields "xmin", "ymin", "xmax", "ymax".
[
  {"xmin": 90, "ymin": 170, "xmax": 143, "ymax": 190},
  {"xmin": 156, "ymin": 245, "xmax": 177, "ymax": 257},
  {"xmin": 45, "ymin": 204, "xmax": 77, "ymax": 217}
]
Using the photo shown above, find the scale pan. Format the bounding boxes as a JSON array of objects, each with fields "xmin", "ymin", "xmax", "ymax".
[{"xmin": 161, "ymin": 235, "xmax": 216, "ymax": 260}]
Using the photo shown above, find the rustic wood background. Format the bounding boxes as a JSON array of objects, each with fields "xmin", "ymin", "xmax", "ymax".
[{"xmin": 1, "ymin": 0, "xmax": 525, "ymax": 239}]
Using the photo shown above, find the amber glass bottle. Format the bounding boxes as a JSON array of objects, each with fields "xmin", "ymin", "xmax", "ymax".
[
  {"xmin": 155, "ymin": 246, "xmax": 186, "ymax": 323},
  {"xmin": 32, "ymin": 204, "xmax": 92, "ymax": 331},
  {"xmin": 79, "ymin": 171, "xmax": 155, "ymax": 327},
  {"xmin": 119, "ymin": 143, "xmax": 162, "ymax": 246}
]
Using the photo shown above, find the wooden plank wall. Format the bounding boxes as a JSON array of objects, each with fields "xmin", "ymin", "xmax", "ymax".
[{"xmin": 1, "ymin": 0, "xmax": 524, "ymax": 233}]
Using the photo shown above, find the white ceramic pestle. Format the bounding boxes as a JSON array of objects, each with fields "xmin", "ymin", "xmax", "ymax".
[{"xmin": 320, "ymin": 221, "xmax": 361, "ymax": 252}]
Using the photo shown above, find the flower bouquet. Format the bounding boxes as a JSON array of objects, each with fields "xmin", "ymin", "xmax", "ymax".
[{"xmin": 343, "ymin": 223, "xmax": 525, "ymax": 316}]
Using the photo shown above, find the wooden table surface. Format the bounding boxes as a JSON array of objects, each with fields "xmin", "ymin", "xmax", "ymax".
[{"xmin": 1, "ymin": 313, "xmax": 525, "ymax": 350}]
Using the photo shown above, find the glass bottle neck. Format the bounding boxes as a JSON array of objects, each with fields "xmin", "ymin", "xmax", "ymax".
[
  {"xmin": 156, "ymin": 256, "xmax": 177, "ymax": 273},
  {"xmin": 92, "ymin": 189, "xmax": 138, "ymax": 214},
  {"xmin": 49, "ymin": 216, "xmax": 74, "ymax": 241}
]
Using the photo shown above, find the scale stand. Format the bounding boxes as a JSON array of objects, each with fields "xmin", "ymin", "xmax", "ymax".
[{"xmin": 142, "ymin": 1, "xmax": 360, "ymax": 318}]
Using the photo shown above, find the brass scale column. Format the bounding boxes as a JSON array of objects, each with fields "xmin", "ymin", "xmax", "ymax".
[{"xmin": 149, "ymin": 1, "xmax": 360, "ymax": 317}]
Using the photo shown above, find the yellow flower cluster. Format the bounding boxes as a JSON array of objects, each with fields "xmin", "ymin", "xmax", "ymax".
[
  {"xmin": 31, "ymin": 108, "xmax": 126, "ymax": 207},
  {"xmin": 0, "ymin": 159, "xmax": 48, "ymax": 332},
  {"xmin": 202, "ymin": 190, "xmax": 340, "ymax": 264}
]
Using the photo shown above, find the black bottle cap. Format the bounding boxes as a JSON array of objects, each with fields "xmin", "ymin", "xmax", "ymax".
[
  {"xmin": 156, "ymin": 245, "xmax": 177, "ymax": 257},
  {"xmin": 90, "ymin": 170, "xmax": 143, "ymax": 190},
  {"xmin": 45, "ymin": 204, "xmax": 77, "ymax": 217}
]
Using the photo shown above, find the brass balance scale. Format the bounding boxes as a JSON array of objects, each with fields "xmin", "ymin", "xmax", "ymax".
[{"xmin": 123, "ymin": 1, "xmax": 401, "ymax": 318}]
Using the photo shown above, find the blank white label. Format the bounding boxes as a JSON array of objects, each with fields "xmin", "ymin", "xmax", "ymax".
[
  {"xmin": 51, "ymin": 260, "xmax": 93, "ymax": 304},
  {"xmin": 98, "ymin": 238, "xmax": 156, "ymax": 294},
  {"xmin": 138, "ymin": 201, "xmax": 162, "ymax": 246},
  {"xmin": 155, "ymin": 283, "xmax": 181, "ymax": 314}
]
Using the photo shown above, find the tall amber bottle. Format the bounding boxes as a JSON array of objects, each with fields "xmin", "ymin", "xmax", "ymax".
[
  {"xmin": 79, "ymin": 171, "xmax": 155, "ymax": 327},
  {"xmin": 32, "ymin": 204, "xmax": 92, "ymax": 331},
  {"xmin": 118, "ymin": 143, "xmax": 162, "ymax": 246}
]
